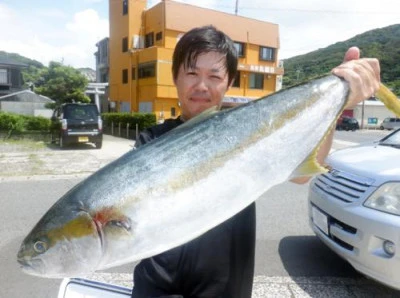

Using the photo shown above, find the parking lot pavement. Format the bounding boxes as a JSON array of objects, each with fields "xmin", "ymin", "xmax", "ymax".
[
  {"xmin": 83, "ymin": 272, "xmax": 397, "ymax": 297},
  {"xmin": 0, "ymin": 134, "xmax": 133, "ymax": 181}
]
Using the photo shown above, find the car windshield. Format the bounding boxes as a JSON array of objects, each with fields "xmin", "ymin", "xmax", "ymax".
[
  {"xmin": 65, "ymin": 105, "xmax": 99, "ymax": 120},
  {"xmin": 380, "ymin": 130, "xmax": 400, "ymax": 147}
]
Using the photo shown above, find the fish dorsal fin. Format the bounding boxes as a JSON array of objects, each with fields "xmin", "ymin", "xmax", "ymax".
[{"xmin": 177, "ymin": 105, "xmax": 220, "ymax": 130}]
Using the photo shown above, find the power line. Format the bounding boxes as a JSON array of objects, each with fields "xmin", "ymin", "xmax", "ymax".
[{"xmin": 176, "ymin": 1, "xmax": 400, "ymax": 15}]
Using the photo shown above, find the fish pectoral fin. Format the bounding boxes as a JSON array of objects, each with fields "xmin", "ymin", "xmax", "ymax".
[
  {"xmin": 106, "ymin": 218, "xmax": 132, "ymax": 231},
  {"xmin": 291, "ymin": 148, "xmax": 328, "ymax": 178},
  {"xmin": 104, "ymin": 216, "xmax": 132, "ymax": 235},
  {"xmin": 93, "ymin": 208, "xmax": 133, "ymax": 236}
]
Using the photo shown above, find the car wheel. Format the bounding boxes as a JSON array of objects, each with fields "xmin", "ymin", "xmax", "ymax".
[
  {"xmin": 95, "ymin": 141, "xmax": 102, "ymax": 149},
  {"xmin": 50, "ymin": 133, "xmax": 56, "ymax": 144},
  {"xmin": 380, "ymin": 126, "xmax": 384, "ymax": 130},
  {"xmin": 59, "ymin": 135, "xmax": 66, "ymax": 149}
]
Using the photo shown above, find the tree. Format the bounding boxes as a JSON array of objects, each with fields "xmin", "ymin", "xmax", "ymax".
[
  {"xmin": 34, "ymin": 61, "xmax": 90, "ymax": 106},
  {"xmin": 22, "ymin": 65, "xmax": 43, "ymax": 89}
]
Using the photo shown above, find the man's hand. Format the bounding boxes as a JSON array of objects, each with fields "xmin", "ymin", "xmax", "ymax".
[
  {"xmin": 292, "ymin": 47, "xmax": 381, "ymax": 185},
  {"xmin": 331, "ymin": 46, "xmax": 381, "ymax": 109}
]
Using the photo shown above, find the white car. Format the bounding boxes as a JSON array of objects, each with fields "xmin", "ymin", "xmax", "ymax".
[
  {"xmin": 380, "ymin": 117, "xmax": 400, "ymax": 130},
  {"xmin": 308, "ymin": 129, "xmax": 400, "ymax": 290}
]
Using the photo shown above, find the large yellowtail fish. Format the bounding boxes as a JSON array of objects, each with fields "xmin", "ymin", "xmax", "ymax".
[{"xmin": 17, "ymin": 75, "xmax": 399, "ymax": 278}]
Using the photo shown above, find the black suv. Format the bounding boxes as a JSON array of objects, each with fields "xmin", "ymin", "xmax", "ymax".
[
  {"xmin": 336, "ymin": 117, "xmax": 359, "ymax": 131},
  {"xmin": 51, "ymin": 103, "xmax": 103, "ymax": 149}
]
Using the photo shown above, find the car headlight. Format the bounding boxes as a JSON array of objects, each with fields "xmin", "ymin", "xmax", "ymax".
[{"xmin": 364, "ymin": 182, "xmax": 400, "ymax": 216}]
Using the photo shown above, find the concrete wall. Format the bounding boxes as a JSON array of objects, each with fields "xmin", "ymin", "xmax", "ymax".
[
  {"xmin": 353, "ymin": 101, "xmax": 396, "ymax": 129},
  {"xmin": 0, "ymin": 101, "xmax": 53, "ymax": 118}
]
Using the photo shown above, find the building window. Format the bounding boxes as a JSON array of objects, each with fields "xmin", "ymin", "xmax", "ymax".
[
  {"xmin": 171, "ymin": 107, "xmax": 176, "ymax": 117},
  {"xmin": 156, "ymin": 32, "xmax": 163, "ymax": 41},
  {"xmin": 259, "ymin": 46, "xmax": 275, "ymax": 61},
  {"xmin": 232, "ymin": 71, "xmax": 240, "ymax": 88},
  {"xmin": 123, "ymin": 0, "xmax": 128, "ymax": 15},
  {"xmin": 122, "ymin": 37, "xmax": 128, "ymax": 52},
  {"xmin": 102, "ymin": 41, "xmax": 108, "ymax": 57},
  {"xmin": 122, "ymin": 69, "xmax": 128, "ymax": 84},
  {"xmin": 249, "ymin": 73, "xmax": 264, "ymax": 89},
  {"xmin": 145, "ymin": 32, "xmax": 154, "ymax": 48},
  {"xmin": 138, "ymin": 62, "xmax": 156, "ymax": 79},
  {"xmin": 131, "ymin": 67, "xmax": 136, "ymax": 80},
  {"xmin": 100, "ymin": 73, "xmax": 108, "ymax": 83},
  {"xmin": 234, "ymin": 42, "xmax": 245, "ymax": 57},
  {"xmin": 0, "ymin": 69, "xmax": 8, "ymax": 84},
  {"xmin": 139, "ymin": 102, "xmax": 153, "ymax": 113}
]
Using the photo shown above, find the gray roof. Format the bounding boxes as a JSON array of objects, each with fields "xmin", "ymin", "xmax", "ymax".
[
  {"xmin": 0, "ymin": 56, "xmax": 28, "ymax": 67},
  {"xmin": 0, "ymin": 90, "xmax": 54, "ymax": 103}
]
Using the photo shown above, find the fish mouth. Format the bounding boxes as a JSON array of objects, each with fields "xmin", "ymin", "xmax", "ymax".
[
  {"xmin": 17, "ymin": 256, "xmax": 44, "ymax": 275},
  {"xmin": 17, "ymin": 245, "xmax": 30, "ymax": 267}
]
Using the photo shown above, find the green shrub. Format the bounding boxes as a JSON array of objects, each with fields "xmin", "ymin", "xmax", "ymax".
[
  {"xmin": 0, "ymin": 112, "xmax": 51, "ymax": 139},
  {"xmin": 0, "ymin": 112, "xmax": 25, "ymax": 133},
  {"xmin": 102, "ymin": 112, "xmax": 156, "ymax": 131},
  {"xmin": 22, "ymin": 115, "xmax": 51, "ymax": 131}
]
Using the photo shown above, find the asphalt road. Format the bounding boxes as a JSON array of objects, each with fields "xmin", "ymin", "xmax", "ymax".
[{"xmin": 1, "ymin": 131, "xmax": 399, "ymax": 297}]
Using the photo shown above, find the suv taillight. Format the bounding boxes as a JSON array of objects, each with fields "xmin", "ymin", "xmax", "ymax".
[
  {"xmin": 98, "ymin": 117, "xmax": 103, "ymax": 131},
  {"xmin": 61, "ymin": 119, "xmax": 68, "ymax": 130}
]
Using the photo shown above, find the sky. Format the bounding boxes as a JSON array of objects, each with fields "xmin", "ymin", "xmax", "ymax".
[{"xmin": 0, "ymin": 0, "xmax": 398, "ymax": 69}]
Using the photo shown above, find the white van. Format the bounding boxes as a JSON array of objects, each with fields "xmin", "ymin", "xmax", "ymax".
[{"xmin": 380, "ymin": 117, "xmax": 400, "ymax": 130}]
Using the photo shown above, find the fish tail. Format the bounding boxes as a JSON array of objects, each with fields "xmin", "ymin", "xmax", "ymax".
[
  {"xmin": 293, "ymin": 84, "xmax": 399, "ymax": 179},
  {"xmin": 376, "ymin": 84, "xmax": 400, "ymax": 117}
]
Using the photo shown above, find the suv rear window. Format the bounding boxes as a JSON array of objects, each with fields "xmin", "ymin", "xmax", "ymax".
[{"xmin": 64, "ymin": 105, "xmax": 99, "ymax": 120}]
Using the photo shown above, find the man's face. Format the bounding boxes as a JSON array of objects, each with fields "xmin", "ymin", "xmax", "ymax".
[{"xmin": 174, "ymin": 51, "xmax": 231, "ymax": 121}]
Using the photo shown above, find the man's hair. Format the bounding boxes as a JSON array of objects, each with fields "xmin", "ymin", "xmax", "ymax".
[{"xmin": 172, "ymin": 25, "xmax": 238, "ymax": 86}]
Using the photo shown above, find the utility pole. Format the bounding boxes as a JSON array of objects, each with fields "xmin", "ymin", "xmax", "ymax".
[{"xmin": 235, "ymin": 0, "xmax": 239, "ymax": 15}]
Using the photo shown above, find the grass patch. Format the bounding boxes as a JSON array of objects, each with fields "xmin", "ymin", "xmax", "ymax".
[
  {"xmin": 28, "ymin": 153, "xmax": 44, "ymax": 172},
  {"xmin": 0, "ymin": 139, "xmax": 49, "ymax": 152}
]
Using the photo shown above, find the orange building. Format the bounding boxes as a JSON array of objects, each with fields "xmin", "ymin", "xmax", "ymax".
[{"xmin": 108, "ymin": 0, "xmax": 284, "ymax": 121}]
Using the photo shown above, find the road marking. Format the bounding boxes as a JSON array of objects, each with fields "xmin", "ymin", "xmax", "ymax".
[
  {"xmin": 82, "ymin": 273, "xmax": 386, "ymax": 297},
  {"xmin": 333, "ymin": 139, "xmax": 358, "ymax": 146}
]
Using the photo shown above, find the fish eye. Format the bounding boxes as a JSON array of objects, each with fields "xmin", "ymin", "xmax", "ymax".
[{"xmin": 33, "ymin": 241, "xmax": 48, "ymax": 254}]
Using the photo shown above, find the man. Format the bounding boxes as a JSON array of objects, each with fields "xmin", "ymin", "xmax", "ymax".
[{"xmin": 131, "ymin": 25, "xmax": 380, "ymax": 298}]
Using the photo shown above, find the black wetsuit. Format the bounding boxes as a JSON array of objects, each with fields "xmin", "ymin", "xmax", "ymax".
[{"xmin": 131, "ymin": 117, "xmax": 256, "ymax": 298}]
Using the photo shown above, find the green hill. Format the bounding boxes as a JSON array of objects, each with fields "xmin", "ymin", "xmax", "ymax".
[
  {"xmin": 282, "ymin": 24, "xmax": 400, "ymax": 95},
  {"xmin": 0, "ymin": 51, "xmax": 44, "ymax": 68}
]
